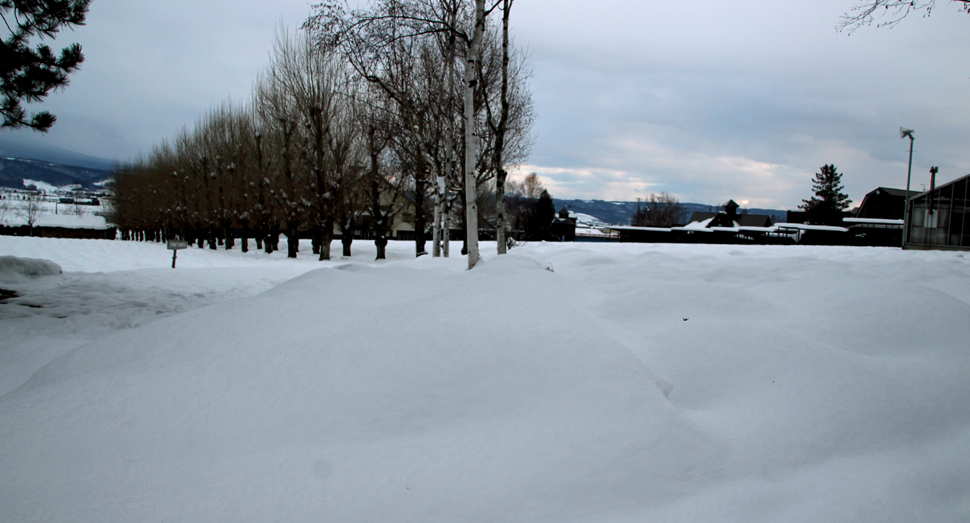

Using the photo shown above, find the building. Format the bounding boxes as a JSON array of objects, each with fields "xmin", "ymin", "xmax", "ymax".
[
  {"xmin": 854, "ymin": 187, "xmax": 919, "ymax": 220},
  {"xmin": 904, "ymin": 173, "xmax": 970, "ymax": 250},
  {"xmin": 686, "ymin": 200, "xmax": 773, "ymax": 228},
  {"xmin": 550, "ymin": 207, "xmax": 576, "ymax": 242},
  {"xmin": 611, "ymin": 200, "xmax": 780, "ymax": 244},
  {"xmin": 1, "ymin": 213, "xmax": 116, "ymax": 239}
]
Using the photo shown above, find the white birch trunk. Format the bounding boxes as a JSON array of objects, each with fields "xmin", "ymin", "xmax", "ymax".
[
  {"xmin": 432, "ymin": 199, "xmax": 442, "ymax": 257},
  {"xmin": 443, "ymin": 195, "xmax": 451, "ymax": 257},
  {"xmin": 432, "ymin": 174, "xmax": 445, "ymax": 257},
  {"xmin": 463, "ymin": 0, "xmax": 486, "ymax": 269},
  {"xmin": 442, "ymin": 9, "xmax": 458, "ymax": 260}
]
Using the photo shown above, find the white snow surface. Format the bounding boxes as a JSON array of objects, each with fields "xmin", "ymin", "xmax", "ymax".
[
  {"xmin": 34, "ymin": 213, "xmax": 109, "ymax": 229},
  {"xmin": 2, "ymin": 236, "xmax": 970, "ymax": 522},
  {"xmin": 22, "ymin": 178, "xmax": 76, "ymax": 193},
  {"xmin": 571, "ymin": 212, "xmax": 610, "ymax": 228},
  {"xmin": 0, "ymin": 255, "xmax": 62, "ymax": 281},
  {"xmin": 1, "ymin": 199, "xmax": 107, "ymax": 228}
]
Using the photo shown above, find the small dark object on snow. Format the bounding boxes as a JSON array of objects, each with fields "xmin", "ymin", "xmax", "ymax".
[
  {"xmin": 0, "ymin": 288, "xmax": 20, "ymax": 302},
  {"xmin": 683, "ymin": 317, "xmax": 689, "ymax": 321}
]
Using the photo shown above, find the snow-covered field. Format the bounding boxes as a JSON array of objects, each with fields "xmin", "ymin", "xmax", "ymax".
[
  {"xmin": 2, "ymin": 236, "xmax": 969, "ymax": 522},
  {"xmin": 1, "ymin": 196, "xmax": 108, "ymax": 227}
]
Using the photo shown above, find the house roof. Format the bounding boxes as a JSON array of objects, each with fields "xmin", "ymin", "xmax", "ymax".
[
  {"xmin": 687, "ymin": 212, "xmax": 717, "ymax": 224},
  {"xmin": 869, "ymin": 187, "xmax": 919, "ymax": 198},
  {"xmin": 908, "ymin": 172, "xmax": 970, "ymax": 201},
  {"xmin": 688, "ymin": 211, "xmax": 772, "ymax": 228},
  {"xmin": 736, "ymin": 214, "xmax": 772, "ymax": 227}
]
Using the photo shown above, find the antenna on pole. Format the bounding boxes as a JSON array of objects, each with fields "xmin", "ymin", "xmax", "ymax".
[{"xmin": 900, "ymin": 127, "xmax": 915, "ymax": 248}]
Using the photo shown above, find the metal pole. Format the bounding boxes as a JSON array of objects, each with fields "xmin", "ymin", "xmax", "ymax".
[{"xmin": 901, "ymin": 132, "xmax": 915, "ymax": 248}]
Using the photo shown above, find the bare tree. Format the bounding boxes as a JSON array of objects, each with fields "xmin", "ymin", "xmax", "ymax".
[
  {"xmin": 18, "ymin": 192, "xmax": 46, "ymax": 236},
  {"xmin": 631, "ymin": 192, "xmax": 685, "ymax": 228},
  {"xmin": 108, "ymin": 3, "xmax": 531, "ymax": 268},
  {"xmin": 306, "ymin": 0, "xmax": 527, "ymax": 268},
  {"xmin": 308, "ymin": 2, "xmax": 446, "ymax": 258},
  {"xmin": 840, "ymin": 0, "xmax": 969, "ymax": 31},
  {"xmin": 0, "ymin": 197, "xmax": 11, "ymax": 225},
  {"xmin": 255, "ymin": 33, "xmax": 310, "ymax": 259},
  {"xmin": 522, "ymin": 172, "xmax": 542, "ymax": 199}
]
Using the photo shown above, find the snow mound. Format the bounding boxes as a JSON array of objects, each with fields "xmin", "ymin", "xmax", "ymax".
[
  {"xmin": 0, "ymin": 256, "xmax": 62, "ymax": 282},
  {"xmin": 3, "ymin": 239, "xmax": 970, "ymax": 522},
  {"xmin": 2, "ymin": 252, "xmax": 713, "ymax": 522}
]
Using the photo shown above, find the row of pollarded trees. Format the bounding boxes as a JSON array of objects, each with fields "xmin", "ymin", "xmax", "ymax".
[{"xmin": 112, "ymin": 1, "xmax": 534, "ymax": 263}]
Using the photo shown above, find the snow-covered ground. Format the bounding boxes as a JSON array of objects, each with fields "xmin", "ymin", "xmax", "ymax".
[
  {"xmin": 571, "ymin": 211, "xmax": 611, "ymax": 228},
  {"xmin": 2, "ymin": 236, "xmax": 969, "ymax": 522},
  {"xmin": 1, "ymin": 195, "xmax": 107, "ymax": 228}
]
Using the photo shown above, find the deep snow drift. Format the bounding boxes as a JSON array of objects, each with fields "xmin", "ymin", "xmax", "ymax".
[{"xmin": 2, "ymin": 236, "xmax": 969, "ymax": 522}]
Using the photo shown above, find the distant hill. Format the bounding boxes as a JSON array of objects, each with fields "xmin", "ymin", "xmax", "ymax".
[
  {"xmin": 552, "ymin": 198, "xmax": 789, "ymax": 226},
  {"xmin": 0, "ymin": 157, "xmax": 112, "ymax": 191},
  {"xmin": 0, "ymin": 133, "xmax": 116, "ymax": 171}
]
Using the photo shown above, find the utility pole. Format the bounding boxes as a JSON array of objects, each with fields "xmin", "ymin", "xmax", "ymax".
[{"xmin": 900, "ymin": 127, "xmax": 915, "ymax": 248}]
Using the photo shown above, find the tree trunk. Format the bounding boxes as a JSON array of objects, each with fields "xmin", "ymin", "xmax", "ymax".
[
  {"xmin": 460, "ymin": 189, "xmax": 468, "ymax": 255},
  {"xmin": 264, "ymin": 231, "xmax": 275, "ymax": 254},
  {"xmin": 463, "ymin": 0, "xmax": 487, "ymax": 269},
  {"xmin": 496, "ymin": 170, "xmax": 507, "ymax": 254},
  {"xmin": 319, "ymin": 220, "xmax": 333, "ymax": 261},
  {"xmin": 287, "ymin": 225, "xmax": 298, "ymax": 258},
  {"xmin": 342, "ymin": 234, "xmax": 353, "ymax": 257},
  {"xmin": 271, "ymin": 227, "xmax": 281, "ymax": 252},
  {"xmin": 432, "ymin": 191, "xmax": 442, "ymax": 257},
  {"xmin": 443, "ymin": 196, "xmax": 451, "ymax": 257},
  {"xmin": 368, "ymin": 127, "xmax": 388, "ymax": 261},
  {"xmin": 495, "ymin": 0, "xmax": 512, "ymax": 255},
  {"xmin": 375, "ymin": 236, "xmax": 387, "ymax": 260},
  {"xmin": 414, "ymin": 158, "xmax": 428, "ymax": 257}
]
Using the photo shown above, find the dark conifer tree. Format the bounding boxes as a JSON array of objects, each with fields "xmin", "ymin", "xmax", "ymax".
[
  {"xmin": 1, "ymin": 0, "xmax": 90, "ymax": 131},
  {"xmin": 529, "ymin": 189, "xmax": 555, "ymax": 240},
  {"xmin": 800, "ymin": 164, "xmax": 852, "ymax": 225}
]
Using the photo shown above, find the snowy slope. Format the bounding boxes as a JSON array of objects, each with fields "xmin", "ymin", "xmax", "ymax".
[{"xmin": 2, "ymin": 236, "xmax": 969, "ymax": 522}]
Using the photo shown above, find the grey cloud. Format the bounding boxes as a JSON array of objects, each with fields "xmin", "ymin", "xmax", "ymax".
[{"xmin": 5, "ymin": 0, "xmax": 968, "ymax": 210}]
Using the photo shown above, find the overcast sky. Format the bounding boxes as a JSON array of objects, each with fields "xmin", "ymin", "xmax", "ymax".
[{"xmin": 4, "ymin": 0, "xmax": 970, "ymax": 209}]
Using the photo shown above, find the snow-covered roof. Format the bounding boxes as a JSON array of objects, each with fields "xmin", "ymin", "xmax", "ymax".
[
  {"xmin": 604, "ymin": 226, "xmax": 672, "ymax": 233},
  {"xmin": 773, "ymin": 223, "xmax": 848, "ymax": 232},
  {"xmin": 681, "ymin": 217, "xmax": 715, "ymax": 230},
  {"xmin": 842, "ymin": 218, "xmax": 904, "ymax": 225},
  {"xmin": 35, "ymin": 214, "xmax": 109, "ymax": 230},
  {"xmin": 574, "ymin": 227, "xmax": 615, "ymax": 237}
]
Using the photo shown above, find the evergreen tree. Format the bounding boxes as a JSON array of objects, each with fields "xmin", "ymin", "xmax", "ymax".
[
  {"xmin": 1, "ymin": 0, "xmax": 91, "ymax": 132},
  {"xmin": 800, "ymin": 164, "xmax": 852, "ymax": 225},
  {"xmin": 527, "ymin": 189, "xmax": 555, "ymax": 240}
]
